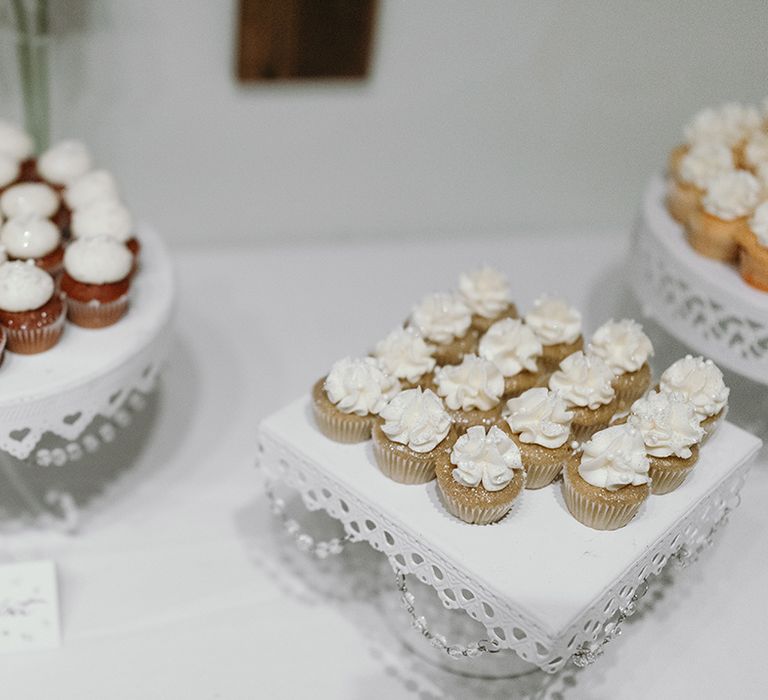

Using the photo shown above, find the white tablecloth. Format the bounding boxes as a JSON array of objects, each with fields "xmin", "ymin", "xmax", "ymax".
[{"xmin": 1, "ymin": 232, "xmax": 766, "ymax": 699}]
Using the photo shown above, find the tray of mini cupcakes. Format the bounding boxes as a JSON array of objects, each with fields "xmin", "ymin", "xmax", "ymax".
[
  {"xmin": 0, "ymin": 120, "xmax": 141, "ymax": 363},
  {"xmin": 310, "ymin": 267, "xmax": 730, "ymax": 530}
]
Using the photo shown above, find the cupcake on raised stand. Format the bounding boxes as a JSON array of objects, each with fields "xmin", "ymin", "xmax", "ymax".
[
  {"xmin": 1, "ymin": 216, "xmax": 64, "ymax": 276},
  {"xmin": 71, "ymin": 199, "xmax": 140, "ymax": 265},
  {"xmin": 64, "ymin": 170, "xmax": 119, "ymax": 211},
  {"xmin": 0, "ymin": 260, "xmax": 65, "ymax": 353},
  {"xmin": 629, "ymin": 391, "xmax": 705, "ymax": 495},
  {"xmin": 659, "ymin": 356, "xmax": 729, "ymax": 441},
  {"xmin": 458, "ymin": 266, "xmax": 518, "ymax": 334},
  {"xmin": 562, "ymin": 424, "xmax": 650, "ymax": 531},
  {"xmin": 408, "ymin": 292, "xmax": 475, "ymax": 366},
  {"xmin": 548, "ymin": 351, "xmax": 618, "ymax": 443},
  {"xmin": 500, "ymin": 387, "xmax": 576, "ymax": 489},
  {"xmin": 372, "ymin": 388, "xmax": 455, "ymax": 484},
  {"xmin": 36, "ymin": 140, "xmax": 92, "ymax": 190},
  {"xmin": 524, "ymin": 296, "xmax": 583, "ymax": 374},
  {"xmin": 0, "ymin": 182, "xmax": 60, "ymax": 220},
  {"xmin": 735, "ymin": 200, "xmax": 768, "ymax": 291},
  {"xmin": 60, "ymin": 237, "xmax": 133, "ymax": 328},
  {"xmin": 687, "ymin": 170, "xmax": 760, "ymax": 262},
  {"xmin": 478, "ymin": 318, "xmax": 544, "ymax": 398},
  {"xmin": 312, "ymin": 357, "xmax": 400, "ymax": 443},
  {"xmin": 373, "ymin": 327, "xmax": 436, "ymax": 390},
  {"xmin": 588, "ymin": 319, "xmax": 653, "ymax": 411},
  {"xmin": 435, "ymin": 425, "xmax": 525, "ymax": 525},
  {"xmin": 434, "ymin": 354, "xmax": 504, "ymax": 433}
]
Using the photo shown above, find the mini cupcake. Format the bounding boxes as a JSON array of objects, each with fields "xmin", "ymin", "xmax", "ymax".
[
  {"xmin": 434, "ymin": 354, "xmax": 504, "ymax": 433},
  {"xmin": 373, "ymin": 327, "xmax": 436, "ymax": 390},
  {"xmin": 524, "ymin": 296, "xmax": 583, "ymax": 374},
  {"xmin": 562, "ymin": 425, "xmax": 650, "ymax": 530},
  {"xmin": 548, "ymin": 351, "xmax": 618, "ymax": 443},
  {"xmin": 64, "ymin": 170, "xmax": 120, "ymax": 211},
  {"xmin": 629, "ymin": 391, "xmax": 705, "ymax": 495},
  {"xmin": 37, "ymin": 140, "xmax": 92, "ymax": 190},
  {"xmin": 736, "ymin": 200, "xmax": 768, "ymax": 291},
  {"xmin": 71, "ymin": 199, "xmax": 140, "ymax": 264},
  {"xmin": 688, "ymin": 170, "xmax": 760, "ymax": 262},
  {"xmin": 0, "ymin": 182, "xmax": 60, "ymax": 220},
  {"xmin": 478, "ymin": 318, "xmax": 544, "ymax": 398},
  {"xmin": 409, "ymin": 292, "xmax": 475, "ymax": 365},
  {"xmin": 1, "ymin": 216, "xmax": 64, "ymax": 276},
  {"xmin": 659, "ymin": 356, "xmax": 729, "ymax": 441},
  {"xmin": 0, "ymin": 153, "xmax": 20, "ymax": 193},
  {"xmin": 0, "ymin": 261, "xmax": 65, "ymax": 353},
  {"xmin": 312, "ymin": 357, "xmax": 400, "ymax": 443},
  {"xmin": 501, "ymin": 387, "xmax": 576, "ymax": 489},
  {"xmin": 372, "ymin": 388, "xmax": 455, "ymax": 484},
  {"xmin": 458, "ymin": 266, "xmax": 518, "ymax": 333},
  {"xmin": 60, "ymin": 237, "xmax": 133, "ymax": 328},
  {"xmin": 435, "ymin": 425, "xmax": 525, "ymax": 525},
  {"xmin": 588, "ymin": 319, "xmax": 653, "ymax": 411}
]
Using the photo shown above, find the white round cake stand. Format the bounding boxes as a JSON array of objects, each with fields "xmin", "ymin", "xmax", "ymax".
[
  {"xmin": 0, "ymin": 226, "xmax": 174, "ymax": 531},
  {"xmin": 631, "ymin": 176, "xmax": 768, "ymax": 384}
]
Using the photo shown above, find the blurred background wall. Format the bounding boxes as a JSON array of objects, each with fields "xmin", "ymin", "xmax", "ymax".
[{"xmin": 1, "ymin": 0, "xmax": 767, "ymax": 246}]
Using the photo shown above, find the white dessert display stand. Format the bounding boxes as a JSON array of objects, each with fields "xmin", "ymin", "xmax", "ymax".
[
  {"xmin": 0, "ymin": 227, "xmax": 174, "ymax": 531},
  {"xmin": 257, "ymin": 397, "xmax": 762, "ymax": 674},
  {"xmin": 632, "ymin": 176, "xmax": 768, "ymax": 384}
]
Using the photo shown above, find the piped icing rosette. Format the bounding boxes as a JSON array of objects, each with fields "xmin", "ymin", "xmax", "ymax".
[
  {"xmin": 374, "ymin": 327, "xmax": 436, "ymax": 384},
  {"xmin": 524, "ymin": 296, "xmax": 582, "ymax": 346},
  {"xmin": 71, "ymin": 200, "xmax": 133, "ymax": 243},
  {"xmin": 450, "ymin": 425, "xmax": 522, "ymax": 492},
  {"xmin": 435, "ymin": 354, "xmax": 503, "ymax": 412},
  {"xmin": 629, "ymin": 391, "xmax": 704, "ymax": 460},
  {"xmin": 503, "ymin": 387, "xmax": 573, "ymax": 449},
  {"xmin": 748, "ymin": 201, "xmax": 768, "ymax": 246},
  {"xmin": 478, "ymin": 318, "xmax": 541, "ymax": 377},
  {"xmin": 0, "ymin": 216, "xmax": 60, "ymax": 260},
  {"xmin": 578, "ymin": 425, "xmax": 650, "ymax": 491},
  {"xmin": 458, "ymin": 266, "xmax": 512, "ymax": 319},
  {"xmin": 0, "ymin": 153, "xmax": 20, "ymax": 189},
  {"xmin": 64, "ymin": 236, "xmax": 132, "ymax": 284},
  {"xmin": 0, "ymin": 120, "xmax": 34, "ymax": 160},
  {"xmin": 409, "ymin": 292, "xmax": 471, "ymax": 345},
  {"xmin": 0, "ymin": 260, "xmax": 54, "ymax": 312},
  {"xmin": 64, "ymin": 170, "xmax": 120, "ymax": 211},
  {"xmin": 380, "ymin": 388, "xmax": 451, "ymax": 453},
  {"xmin": 678, "ymin": 142, "xmax": 734, "ymax": 189},
  {"xmin": 324, "ymin": 356, "xmax": 400, "ymax": 416},
  {"xmin": 684, "ymin": 103, "xmax": 761, "ymax": 147},
  {"xmin": 659, "ymin": 355, "xmax": 729, "ymax": 425},
  {"xmin": 588, "ymin": 319, "xmax": 653, "ymax": 376},
  {"xmin": 38, "ymin": 140, "xmax": 92, "ymax": 186},
  {"xmin": 548, "ymin": 352, "xmax": 615, "ymax": 409},
  {"xmin": 0, "ymin": 183, "xmax": 59, "ymax": 219},
  {"xmin": 703, "ymin": 170, "xmax": 760, "ymax": 220}
]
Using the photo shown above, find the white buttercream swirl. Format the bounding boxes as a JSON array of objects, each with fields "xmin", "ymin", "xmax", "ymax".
[
  {"xmin": 374, "ymin": 327, "xmax": 436, "ymax": 383},
  {"xmin": 435, "ymin": 354, "xmax": 504, "ymax": 411},
  {"xmin": 503, "ymin": 387, "xmax": 573, "ymax": 449},
  {"xmin": 63, "ymin": 236, "xmax": 133, "ymax": 284},
  {"xmin": 0, "ymin": 154, "xmax": 19, "ymax": 188},
  {"xmin": 0, "ymin": 183, "xmax": 59, "ymax": 218},
  {"xmin": 72, "ymin": 200, "xmax": 133, "ymax": 242},
  {"xmin": 629, "ymin": 391, "xmax": 704, "ymax": 459},
  {"xmin": 0, "ymin": 120, "xmax": 33, "ymax": 160},
  {"xmin": 380, "ymin": 388, "xmax": 451, "ymax": 453},
  {"xmin": 748, "ymin": 200, "xmax": 768, "ymax": 246},
  {"xmin": 64, "ymin": 170, "xmax": 120, "ymax": 210},
  {"xmin": 324, "ymin": 357, "xmax": 400, "ymax": 416},
  {"xmin": 450, "ymin": 425, "xmax": 522, "ymax": 492},
  {"xmin": 38, "ymin": 140, "xmax": 92, "ymax": 186},
  {"xmin": 524, "ymin": 296, "xmax": 582, "ymax": 346},
  {"xmin": 478, "ymin": 318, "xmax": 542, "ymax": 376},
  {"xmin": 1, "ymin": 216, "xmax": 60, "ymax": 259},
  {"xmin": 678, "ymin": 142, "xmax": 734, "ymax": 189},
  {"xmin": 458, "ymin": 266, "xmax": 512, "ymax": 318},
  {"xmin": 588, "ymin": 319, "xmax": 653, "ymax": 375},
  {"xmin": 659, "ymin": 355, "xmax": 729, "ymax": 419},
  {"xmin": 410, "ymin": 292, "xmax": 471, "ymax": 344},
  {"xmin": 684, "ymin": 103, "xmax": 761, "ymax": 147},
  {"xmin": 745, "ymin": 130, "xmax": 768, "ymax": 169},
  {"xmin": 0, "ymin": 260, "xmax": 54, "ymax": 312},
  {"xmin": 703, "ymin": 170, "xmax": 760, "ymax": 220},
  {"xmin": 578, "ymin": 425, "xmax": 650, "ymax": 491},
  {"xmin": 548, "ymin": 351, "xmax": 615, "ymax": 409}
]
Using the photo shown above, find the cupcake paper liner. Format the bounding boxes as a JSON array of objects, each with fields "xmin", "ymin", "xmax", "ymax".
[
  {"xmin": 440, "ymin": 494, "xmax": 513, "ymax": 525},
  {"xmin": 372, "ymin": 429, "xmax": 438, "ymax": 484},
  {"xmin": 524, "ymin": 460, "xmax": 564, "ymax": 490},
  {"xmin": 569, "ymin": 419, "xmax": 611, "ymax": 445},
  {"xmin": 700, "ymin": 407, "xmax": 727, "ymax": 444},
  {"xmin": 562, "ymin": 477, "xmax": 643, "ymax": 531},
  {"xmin": 4, "ymin": 308, "xmax": 66, "ymax": 354},
  {"xmin": 65, "ymin": 293, "xmax": 129, "ymax": 329},
  {"xmin": 649, "ymin": 462, "xmax": 695, "ymax": 495},
  {"xmin": 312, "ymin": 402, "xmax": 373, "ymax": 443}
]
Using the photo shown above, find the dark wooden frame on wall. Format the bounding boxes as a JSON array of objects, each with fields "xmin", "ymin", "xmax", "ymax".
[{"xmin": 237, "ymin": 0, "xmax": 377, "ymax": 81}]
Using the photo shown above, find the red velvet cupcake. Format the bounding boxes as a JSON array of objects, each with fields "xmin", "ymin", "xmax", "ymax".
[{"xmin": 71, "ymin": 200, "xmax": 140, "ymax": 271}]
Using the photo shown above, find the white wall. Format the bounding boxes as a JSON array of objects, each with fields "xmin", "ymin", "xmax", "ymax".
[{"xmin": 1, "ymin": 1, "xmax": 767, "ymax": 246}]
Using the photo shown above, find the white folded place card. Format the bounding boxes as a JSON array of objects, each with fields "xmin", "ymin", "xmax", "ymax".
[{"xmin": 0, "ymin": 561, "xmax": 60, "ymax": 654}]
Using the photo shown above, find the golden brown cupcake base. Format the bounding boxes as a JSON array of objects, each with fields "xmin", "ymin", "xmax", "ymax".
[
  {"xmin": 470, "ymin": 303, "xmax": 519, "ymax": 334},
  {"xmin": 569, "ymin": 399, "xmax": 620, "ymax": 443},
  {"xmin": 432, "ymin": 330, "xmax": 479, "ymax": 366},
  {"xmin": 500, "ymin": 426, "xmax": 576, "ymax": 489},
  {"xmin": 372, "ymin": 423, "xmax": 456, "ymax": 484},
  {"xmin": 648, "ymin": 445, "xmax": 699, "ymax": 495},
  {"xmin": 0, "ymin": 295, "xmax": 66, "ymax": 354},
  {"xmin": 736, "ymin": 229, "xmax": 768, "ymax": 291},
  {"xmin": 399, "ymin": 371, "xmax": 435, "ymax": 392},
  {"xmin": 666, "ymin": 180, "xmax": 701, "ymax": 224},
  {"xmin": 612, "ymin": 363, "xmax": 652, "ymax": 411},
  {"xmin": 539, "ymin": 336, "xmax": 584, "ymax": 374},
  {"xmin": 311, "ymin": 378, "xmax": 376, "ymax": 443},
  {"xmin": 667, "ymin": 144, "xmax": 688, "ymax": 178},
  {"xmin": 700, "ymin": 407, "xmax": 726, "ymax": 442},
  {"xmin": 687, "ymin": 209, "xmax": 745, "ymax": 262},
  {"xmin": 502, "ymin": 369, "xmax": 543, "ymax": 399},
  {"xmin": 447, "ymin": 404, "xmax": 502, "ymax": 434}
]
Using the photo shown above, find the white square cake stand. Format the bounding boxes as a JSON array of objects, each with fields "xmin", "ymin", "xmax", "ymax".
[{"xmin": 258, "ymin": 397, "xmax": 762, "ymax": 674}]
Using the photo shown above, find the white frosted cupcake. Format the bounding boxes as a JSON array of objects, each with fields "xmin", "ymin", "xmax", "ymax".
[
  {"xmin": 1, "ymin": 216, "xmax": 64, "ymax": 275},
  {"xmin": 478, "ymin": 318, "xmax": 544, "ymax": 398},
  {"xmin": 373, "ymin": 327, "xmax": 436, "ymax": 390},
  {"xmin": 0, "ymin": 120, "xmax": 34, "ymax": 161},
  {"xmin": 659, "ymin": 356, "xmax": 729, "ymax": 441},
  {"xmin": 64, "ymin": 170, "xmax": 120, "ymax": 211},
  {"xmin": 0, "ymin": 182, "xmax": 60, "ymax": 219},
  {"xmin": 37, "ymin": 140, "xmax": 92, "ymax": 188},
  {"xmin": 524, "ymin": 296, "xmax": 583, "ymax": 373},
  {"xmin": 71, "ymin": 199, "xmax": 140, "ymax": 266},
  {"xmin": 409, "ymin": 292, "xmax": 475, "ymax": 365},
  {"xmin": 548, "ymin": 351, "xmax": 618, "ymax": 443},
  {"xmin": 435, "ymin": 425, "xmax": 525, "ymax": 525},
  {"xmin": 312, "ymin": 357, "xmax": 400, "ymax": 443},
  {"xmin": 588, "ymin": 319, "xmax": 653, "ymax": 410},
  {"xmin": 629, "ymin": 391, "xmax": 705, "ymax": 494},
  {"xmin": 372, "ymin": 388, "xmax": 455, "ymax": 484},
  {"xmin": 562, "ymin": 425, "xmax": 650, "ymax": 530},
  {"xmin": 458, "ymin": 266, "xmax": 518, "ymax": 333},
  {"xmin": 501, "ymin": 387, "xmax": 575, "ymax": 488},
  {"xmin": 434, "ymin": 354, "xmax": 504, "ymax": 433}
]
